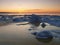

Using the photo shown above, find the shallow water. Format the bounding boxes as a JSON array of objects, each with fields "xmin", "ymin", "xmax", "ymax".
[{"xmin": 0, "ymin": 22, "xmax": 60, "ymax": 45}]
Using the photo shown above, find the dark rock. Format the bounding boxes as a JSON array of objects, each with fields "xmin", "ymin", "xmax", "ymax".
[
  {"xmin": 29, "ymin": 14, "xmax": 41, "ymax": 27},
  {"xmin": 36, "ymin": 31, "xmax": 53, "ymax": 39},
  {"xmin": 13, "ymin": 18, "xmax": 20, "ymax": 22},
  {"xmin": 28, "ymin": 29, "xmax": 32, "ymax": 31},
  {"xmin": 41, "ymin": 23, "xmax": 46, "ymax": 28},
  {"xmin": 35, "ymin": 31, "xmax": 53, "ymax": 43},
  {"xmin": 31, "ymin": 32, "xmax": 37, "ymax": 35}
]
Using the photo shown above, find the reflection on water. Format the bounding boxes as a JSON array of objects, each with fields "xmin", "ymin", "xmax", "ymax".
[
  {"xmin": 0, "ymin": 22, "xmax": 60, "ymax": 45},
  {"xmin": 36, "ymin": 37, "xmax": 53, "ymax": 43}
]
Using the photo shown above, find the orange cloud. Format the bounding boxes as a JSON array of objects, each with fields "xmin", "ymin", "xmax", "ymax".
[{"xmin": 0, "ymin": 9, "xmax": 60, "ymax": 13}]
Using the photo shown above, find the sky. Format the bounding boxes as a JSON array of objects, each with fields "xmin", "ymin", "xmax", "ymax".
[{"xmin": 0, "ymin": 0, "xmax": 60, "ymax": 13}]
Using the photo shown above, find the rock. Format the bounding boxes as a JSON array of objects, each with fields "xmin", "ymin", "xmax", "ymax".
[
  {"xmin": 29, "ymin": 15, "xmax": 41, "ymax": 27},
  {"xmin": 28, "ymin": 28, "xmax": 32, "ymax": 31},
  {"xmin": 31, "ymin": 32, "xmax": 37, "ymax": 35},
  {"xmin": 13, "ymin": 18, "xmax": 21, "ymax": 22},
  {"xmin": 32, "ymin": 31, "xmax": 53, "ymax": 43},
  {"xmin": 36, "ymin": 31, "xmax": 53, "ymax": 38},
  {"xmin": 41, "ymin": 23, "xmax": 46, "ymax": 28},
  {"xmin": 36, "ymin": 31, "xmax": 53, "ymax": 43}
]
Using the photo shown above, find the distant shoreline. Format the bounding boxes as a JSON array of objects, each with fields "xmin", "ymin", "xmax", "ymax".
[
  {"xmin": 0, "ymin": 12, "xmax": 60, "ymax": 16},
  {"xmin": 0, "ymin": 14, "xmax": 60, "ymax": 16}
]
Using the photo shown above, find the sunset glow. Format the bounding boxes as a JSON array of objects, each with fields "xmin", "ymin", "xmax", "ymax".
[{"xmin": 0, "ymin": 0, "xmax": 60, "ymax": 14}]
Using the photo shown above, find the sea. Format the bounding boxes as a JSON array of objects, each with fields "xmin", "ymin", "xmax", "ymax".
[{"xmin": 0, "ymin": 13, "xmax": 60, "ymax": 45}]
